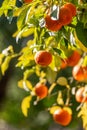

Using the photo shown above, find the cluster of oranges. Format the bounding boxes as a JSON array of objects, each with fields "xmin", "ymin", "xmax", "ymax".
[
  {"xmin": 24, "ymin": 0, "xmax": 76, "ymax": 32},
  {"xmin": 34, "ymin": 82, "xmax": 72, "ymax": 126},
  {"xmin": 23, "ymin": 0, "xmax": 87, "ymax": 127},
  {"xmin": 45, "ymin": 2, "xmax": 76, "ymax": 31},
  {"xmin": 61, "ymin": 50, "xmax": 81, "ymax": 69},
  {"xmin": 34, "ymin": 49, "xmax": 87, "ymax": 126}
]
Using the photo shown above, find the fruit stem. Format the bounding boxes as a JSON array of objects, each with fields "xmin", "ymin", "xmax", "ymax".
[
  {"xmin": 65, "ymin": 87, "xmax": 71, "ymax": 106},
  {"xmin": 48, "ymin": 83, "xmax": 56, "ymax": 94}
]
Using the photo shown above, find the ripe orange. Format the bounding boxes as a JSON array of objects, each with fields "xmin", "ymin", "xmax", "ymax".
[
  {"xmin": 64, "ymin": 3, "xmax": 76, "ymax": 17},
  {"xmin": 45, "ymin": 15, "xmax": 62, "ymax": 31},
  {"xmin": 75, "ymin": 87, "xmax": 87, "ymax": 103},
  {"xmin": 59, "ymin": 6, "xmax": 72, "ymax": 25},
  {"xmin": 34, "ymin": 50, "xmax": 52, "ymax": 66},
  {"xmin": 72, "ymin": 65, "xmax": 85, "ymax": 81},
  {"xmin": 53, "ymin": 108, "xmax": 72, "ymax": 126},
  {"xmin": 34, "ymin": 83, "xmax": 48, "ymax": 99},
  {"xmin": 72, "ymin": 65, "xmax": 87, "ymax": 81},
  {"xmin": 60, "ymin": 59, "xmax": 68, "ymax": 69},
  {"xmin": 82, "ymin": 66, "xmax": 87, "ymax": 79},
  {"xmin": 24, "ymin": 0, "xmax": 33, "ymax": 3},
  {"xmin": 67, "ymin": 50, "xmax": 81, "ymax": 67}
]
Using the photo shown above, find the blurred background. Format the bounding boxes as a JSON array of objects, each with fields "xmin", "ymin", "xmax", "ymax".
[{"xmin": 0, "ymin": 0, "xmax": 84, "ymax": 130}]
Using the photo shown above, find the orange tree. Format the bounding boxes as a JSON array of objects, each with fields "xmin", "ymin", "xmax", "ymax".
[{"xmin": 0, "ymin": 0, "xmax": 87, "ymax": 129}]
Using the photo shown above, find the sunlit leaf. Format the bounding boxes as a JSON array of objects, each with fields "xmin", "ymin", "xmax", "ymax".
[
  {"xmin": 21, "ymin": 95, "xmax": 32, "ymax": 117},
  {"xmin": 57, "ymin": 91, "xmax": 64, "ymax": 105},
  {"xmin": 57, "ymin": 77, "xmax": 68, "ymax": 86},
  {"xmin": 0, "ymin": 0, "xmax": 16, "ymax": 16},
  {"xmin": 21, "ymin": 27, "xmax": 34, "ymax": 37},
  {"xmin": 0, "ymin": 54, "xmax": 5, "ymax": 65},
  {"xmin": 50, "ymin": 105, "xmax": 61, "ymax": 114},
  {"xmin": 18, "ymin": 80, "xmax": 33, "ymax": 91},
  {"xmin": 78, "ymin": 103, "xmax": 87, "ymax": 130},
  {"xmin": 46, "ymin": 67, "xmax": 57, "ymax": 84},
  {"xmin": 24, "ymin": 69, "xmax": 34, "ymax": 80},
  {"xmin": 63, "ymin": 107, "xmax": 72, "ymax": 115},
  {"xmin": 16, "ymin": 47, "xmax": 34, "ymax": 68},
  {"xmin": 17, "ymin": 7, "xmax": 29, "ymax": 30},
  {"xmin": 1, "ymin": 56, "xmax": 12, "ymax": 75},
  {"xmin": 75, "ymin": 32, "xmax": 87, "ymax": 52},
  {"xmin": 75, "ymin": 22, "xmax": 87, "ymax": 51},
  {"xmin": 13, "ymin": 7, "xmax": 22, "ymax": 17}
]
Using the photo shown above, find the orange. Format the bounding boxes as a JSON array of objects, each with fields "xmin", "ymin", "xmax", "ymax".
[
  {"xmin": 67, "ymin": 50, "xmax": 81, "ymax": 67},
  {"xmin": 34, "ymin": 50, "xmax": 52, "ymax": 66},
  {"xmin": 53, "ymin": 108, "xmax": 72, "ymax": 126},
  {"xmin": 75, "ymin": 87, "xmax": 87, "ymax": 103},
  {"xmin": 24, "ymin": 0, "xmax": 33, "ymax": 3},
  {"xmin": 45, "ymin": 15, "xmax": 62, "ymax": 31},
  {"xmin": 64, "ymin": 3, "xmax": 76, "ymax": 17},
  {"xmin": 72, "ymin": 65, "xmax": 85, "ymax": 81},
  {"xmin": 72, "ymin": 65, "xmax": 87, "ymax": 81},
  {"xmin": 83, "ymin": 66, "xmax": 87, "ymax": 79},
  {"xmin": 34, "ymin": 83, "xmax": 48, "ymax": 99},
  {"xmin": 59, "ymin": 6, "xmax": 72, "ymax": 25},
  {"xmin": 60, "ymin": 59, "xmax": 68, "ymax": 69}
]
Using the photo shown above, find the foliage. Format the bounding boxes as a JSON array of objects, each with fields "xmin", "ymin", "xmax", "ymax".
[{"xmin": 0, "ymin": 0, "xmax": 87, "ymax": 129}]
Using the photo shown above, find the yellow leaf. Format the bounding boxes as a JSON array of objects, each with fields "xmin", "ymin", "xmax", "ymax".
[
  {"xmin": 63, "ymin": 107, "xmax": 72, "ymax": 115},
  {"xmin": 75, "ymin": 32, "xmax": 87, "ymax": 52},
  {"xmin": 13, "ymin": 8, "xmax": 22, "ymax": 17},
  {"xmin": 25, "ymin": 80, "xmax": 33, "ymax": 91},
  {"xmin": 12, "ymin": 30, "xmax": 19, "ymax": 37},
  {"xmin": 40, "ymin": 71, "xmax": 46, "ymax": 78},
  {"xmin": 18, "ymin": 80, "xmax": 33, "ymax": 91},
  {"xmin": 57, "ymin": 91, "xmax": 64, "ymax": 105},
  {"xmin": 78, "ymin": 103, "xmax": 87, "ymax": 130},
  {"xmin": 21, "ymin": 96, "xmax": 32, "ymax": 117},
  {"xmin": 57, "ymin": 77, "xmax": 68, "ymax": 86},
  {"xmin": 1, "ymin": 56, "xmax": 12, "ymax": 75},
  {"xmin": 21, "ymin": 28, "xmax": 34, "ymax": 37},
  {"xmin": 50, "ymin": 106, "xmax": 61, "ymax": 114},
  {"xmin": 49, "ymin": 56, "xmax": 57, "ymax": 71},
  {"xmin": 18, "ymin": 80, "xmax": 23, "ymax": 88},
  {"xmin": 0, "ymin": 54, "xmax": 5, "ymax": 65}
]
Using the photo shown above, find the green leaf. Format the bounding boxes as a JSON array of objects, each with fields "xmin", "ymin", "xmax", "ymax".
[
  {"xmin": 53, "ymin": 48, "xmax": 62, "ymax": 55},
  {"xmin": 42, "ymin": 93, "xmax": 58, "ymax": 108},
  {"xmin": 75, "ymin": 22, "xmax": 87, "ymax": 48},
  {"xmin": 46, "ymin": 67, "xmax": 57, "ymax": 84}
]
